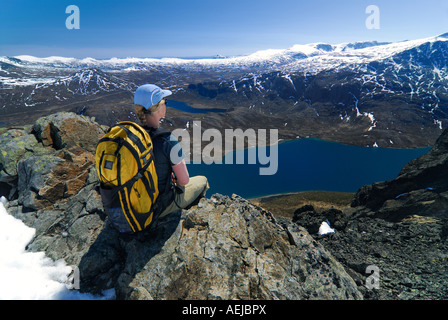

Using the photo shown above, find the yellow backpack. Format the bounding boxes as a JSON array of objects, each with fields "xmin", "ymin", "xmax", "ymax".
[{"xmin": 95, "ymin": 121, "xmax": 159, "ymax": 233}]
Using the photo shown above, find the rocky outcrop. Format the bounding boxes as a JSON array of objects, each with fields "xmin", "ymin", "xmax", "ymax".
[
  {"xmin": 351, "ymin": 128, "xmax": 448, "ymax": 219},
  {"xmin": 3, "ymin": 111, "xmax": 446, "ymax": 300},
  {"xmin": 32, "ymin": 112, "xmax": 106, "ymax": 153},
  {"xmin": 291, "ymin": 128, "xmax": 448, "ymax": 299},
  {"xmin": 0, "ymin": 112, "xmax": 363, "ymax": 300},
  {"xmin": 1, "ymin": 113, "xmax": 105, "ymax": 211},
  {"xmin": 78, "ymin": 194, "xmax": 362, "ymax": 300},
  {"xmin": 1, "ymin": 113, "xmax": 107, "ymax": 265}
]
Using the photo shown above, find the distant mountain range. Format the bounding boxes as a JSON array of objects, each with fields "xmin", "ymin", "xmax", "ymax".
[{"xmin": 2, "ymin": 33, "xmax": 448, "ymax": 148}]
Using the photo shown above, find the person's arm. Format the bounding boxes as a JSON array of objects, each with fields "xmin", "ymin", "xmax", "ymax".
[{"xmin": 172, "ymin": 159, "xmax": 189, "ymax": 186}]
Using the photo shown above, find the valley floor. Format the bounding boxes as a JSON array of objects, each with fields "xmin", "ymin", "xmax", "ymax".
[{"xmin": 250, "ymin": 190, "xmax": 355, "ymax": 219}]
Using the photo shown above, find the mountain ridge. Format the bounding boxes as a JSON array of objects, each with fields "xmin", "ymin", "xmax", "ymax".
[
  {"xmin": 2, "ymin": 33, "xmax": 448, "ymax": 149},
  {"xmin": 6, "ymin": 33, "xmax": 448, "ymax": 70}
]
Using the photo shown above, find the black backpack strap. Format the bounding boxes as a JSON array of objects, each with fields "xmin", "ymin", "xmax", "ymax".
[{"xmin": 116, "ymin": 124, "xmax": 147, "ymax": 154}]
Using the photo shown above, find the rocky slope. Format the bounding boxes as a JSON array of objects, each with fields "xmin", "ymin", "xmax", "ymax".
[
  {"xmin": 293, "ymin": 127, "xmax": 448, "ymax": 299},
  {"xmin": 0, "ymin": 112, "xmax": 361, "ymax": 300},
  {"xmin": 1, "ymin": 111, "xmax": 447, "ymax": 300}
]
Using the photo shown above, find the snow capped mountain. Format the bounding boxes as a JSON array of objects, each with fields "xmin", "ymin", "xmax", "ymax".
[
  {"xmin": 6, "ymin": 33, "xmax": 447, "ymax": 74},
  {"xmin": 1, "ymin": 33, "xmax": 448, "ymax": 148},
  {"xmin": 2, "ymin": 33, "xmax": 447, "ymax": 97}
]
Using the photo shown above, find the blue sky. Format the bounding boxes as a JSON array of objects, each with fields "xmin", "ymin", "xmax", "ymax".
[{"xmin": 1, "ymin": 0, "xmax": 448, "ymax": 58}]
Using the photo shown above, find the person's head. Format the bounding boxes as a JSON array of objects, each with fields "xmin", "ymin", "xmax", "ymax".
[{"xmin": 134, "ymin": 84, "xmax": 172, "ymax": 128}]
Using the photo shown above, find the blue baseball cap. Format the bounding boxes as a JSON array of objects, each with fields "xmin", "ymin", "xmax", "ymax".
[{"xmin": 134, "ymin": 84, "xmax": 172, "ymax": 110}]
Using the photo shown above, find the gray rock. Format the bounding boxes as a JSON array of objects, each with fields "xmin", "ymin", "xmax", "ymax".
[
  {"xmin": 33, "ymin": 112, "xmax": 105, "ymax": 152},
  {"xmin": 17, "ymin": 154, "xmax": 64, "ymax": 210},
  {"xmin": 0, "ymin": 127, "xmax": 47, "ymax": 182}
]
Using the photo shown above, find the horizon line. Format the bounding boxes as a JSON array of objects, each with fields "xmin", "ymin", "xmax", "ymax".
[{"xmin": 3, "ymin": 32, "xmax": 448, "ymax": 61}]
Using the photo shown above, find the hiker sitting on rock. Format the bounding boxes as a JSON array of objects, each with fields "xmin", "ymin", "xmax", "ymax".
[{"xmin": 134, "ymin": 84, "xmax": 209, "ymax": 217}]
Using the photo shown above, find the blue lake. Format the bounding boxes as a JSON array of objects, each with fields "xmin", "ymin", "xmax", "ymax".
[
  {"xmin": 186, "ymin": 138, "xmax": 430, "ymax": 199},
  {"xmin": 167, "ymin": 100, "xmax": 227, "ymax": 114}
]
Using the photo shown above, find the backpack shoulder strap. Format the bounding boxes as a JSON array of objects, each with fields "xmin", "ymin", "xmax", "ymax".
[{"xmin": 116, "ymin": 123, "xmax": 147, "ymax": 153}]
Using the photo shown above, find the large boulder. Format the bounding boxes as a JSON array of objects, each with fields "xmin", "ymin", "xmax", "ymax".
[{"xmin": 33, "ymin": 112, "xmax": 106, "ymax": 153}]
